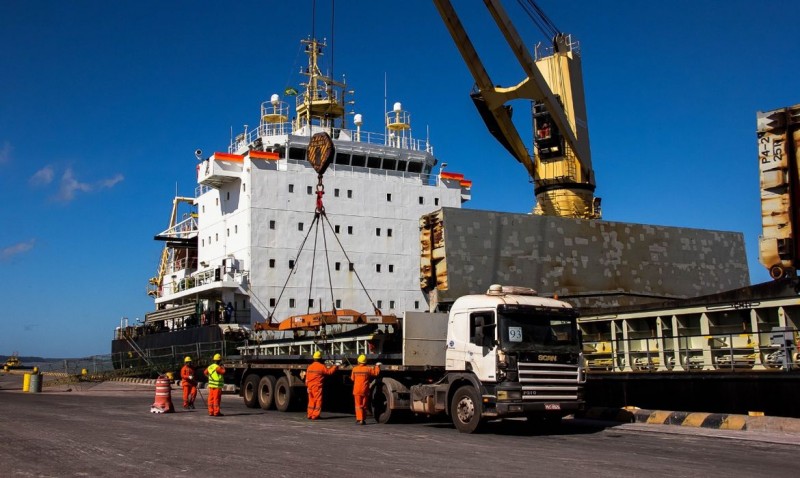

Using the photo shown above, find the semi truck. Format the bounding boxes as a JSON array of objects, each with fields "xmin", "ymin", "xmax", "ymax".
[{"xmin": 224, "ymin": 284, "xmax": 585, "ymax": 433}]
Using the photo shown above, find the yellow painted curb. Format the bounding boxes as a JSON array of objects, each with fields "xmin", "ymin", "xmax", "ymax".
[
  {"xmin": 720, "ymin": 415, "xmax": 747, "ymax": 430},
  {"xmin": 681, "ymin": 413, "xmax": 711, "ymax": 427},
  {"xmin": 646, "ymin": 410, "xmax": 672, "ymax": 424}
]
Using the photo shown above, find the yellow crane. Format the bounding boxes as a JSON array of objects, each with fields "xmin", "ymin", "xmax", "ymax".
[{"xmin": 434, "ymin": 0, "xmax": 600, "ymax": 219}]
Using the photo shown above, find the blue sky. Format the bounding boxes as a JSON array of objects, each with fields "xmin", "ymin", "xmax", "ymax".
[{"xmin": 1, "ymin": 1, "xmax": 798, "ymax": 357}]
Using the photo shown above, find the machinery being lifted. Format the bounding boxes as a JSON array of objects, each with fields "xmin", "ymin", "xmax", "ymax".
[{"xmin": 434, "ymin": 0, "xmax": 600, "ymax": 219}]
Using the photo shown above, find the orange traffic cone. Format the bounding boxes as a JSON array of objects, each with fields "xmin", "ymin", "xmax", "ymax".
[{"xmin": 150, "ymin": 374, "xmax": 175, "ymax": 413}]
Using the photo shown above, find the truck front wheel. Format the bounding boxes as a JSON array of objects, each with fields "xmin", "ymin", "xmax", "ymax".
[{"xmin": 450, "ymin": 385, "xmax": 483, "ymax": 433}]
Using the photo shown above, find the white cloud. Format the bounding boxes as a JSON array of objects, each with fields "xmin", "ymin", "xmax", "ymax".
[
  {"xmin": 30, "ymin": 166, "xmax": 55, "ymax": 186},
  {"xmin": 1, "ymin": 239, "xmax": 35, "ymax": 260},
  {"xmin": 98, "ymin": 173, "xmax": 124, "ymax": 189},
  {"xmin": 0, "ymin": 141, "xmax": 10, "ymax": 164},
  {"xmin": 56, "ymin": 168, "xmax": 93, "ymax": 201}
]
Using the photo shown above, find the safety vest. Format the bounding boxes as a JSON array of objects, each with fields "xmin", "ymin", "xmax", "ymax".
[{"xmin": 206, "ymin": 363, "xmax": 224, "ymax": 389}]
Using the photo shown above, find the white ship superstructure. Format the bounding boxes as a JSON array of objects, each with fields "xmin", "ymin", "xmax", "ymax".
[{"xmin": 147, "ymin": 38, "xmax": 471, "ymax": 330}]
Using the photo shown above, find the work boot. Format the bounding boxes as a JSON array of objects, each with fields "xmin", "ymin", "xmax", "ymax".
[{"xmin": 360, "ymin": 420, "xmax": 366, "ymax": 425}]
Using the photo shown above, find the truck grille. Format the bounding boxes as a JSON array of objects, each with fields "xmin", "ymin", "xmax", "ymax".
[{"xmin": 518, "ymin": 362, "xmax": 582, "ymax": 401}]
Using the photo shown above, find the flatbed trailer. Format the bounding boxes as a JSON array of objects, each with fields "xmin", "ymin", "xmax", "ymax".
[{"xmin": 223, "ymin": 286, "xmax": 586, "ymax": 433}]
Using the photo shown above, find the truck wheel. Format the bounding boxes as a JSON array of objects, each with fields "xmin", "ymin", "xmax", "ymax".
[
  {"xmin": 450, "ymin": 385, "xmax": 483, "ymax": 433},
  {"xmin": 258, "ymin": 375, "xmax": 276, "ymax": 410},
  {"xmin": 274, "ymin": 376, "xmax": 293, "ymax": 412},
  {"xmin": 242, "ymin": 374, "xmax": 260, "ymax": 408},
  {"xmin": 372, "ymin": 382, "xmax": 393, "ymax": 424}
]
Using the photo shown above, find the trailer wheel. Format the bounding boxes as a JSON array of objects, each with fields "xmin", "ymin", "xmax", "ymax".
[
  {"xmin": 450, "ymin": 385, "xmax": 483, "ymax": 433},
  {"xmin": 372, "ymin": 381, "xmax": 393, "ymax": 423},
  {"xmin": 242, "ymin": 374, "xmax": 260, "ymax": 408},
  {"xmin": 274, "ymin": 376, "xmax": 294, "ymax": 412},
  {"xmin": 257, "ymin": 375, "xmax": 276, "ymax": 410}
]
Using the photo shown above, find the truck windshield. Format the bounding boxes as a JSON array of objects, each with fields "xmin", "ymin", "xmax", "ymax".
[{"xmin": 497, "ymin": 309, "xmax": 578, "ymax": 352}]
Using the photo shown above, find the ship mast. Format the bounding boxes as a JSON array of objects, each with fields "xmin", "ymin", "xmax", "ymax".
[{"xmin": 295, "ymin": 38, "xmax": 348, "ymax": 132}]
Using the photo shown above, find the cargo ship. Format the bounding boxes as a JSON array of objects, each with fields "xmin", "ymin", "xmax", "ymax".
[{"xmin": 111, "ymin": 36, "xmax": 472, "ymax": 366}]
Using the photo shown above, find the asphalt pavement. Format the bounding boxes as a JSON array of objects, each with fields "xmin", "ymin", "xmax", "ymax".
[{"xmin": 1, "ymin": 373, "xmax": 798, "ymax": 477}]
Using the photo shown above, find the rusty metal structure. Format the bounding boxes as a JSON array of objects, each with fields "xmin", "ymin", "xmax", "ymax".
[{"xmin": 758, "ymin": 103, "xmax": 800, "ymax": 279}]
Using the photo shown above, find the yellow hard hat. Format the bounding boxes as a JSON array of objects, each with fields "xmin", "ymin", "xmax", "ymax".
[
  {"xmin": 357, "ymin": 354, "xmax": 367, "ymax": 364},
  {"xmin": 313, "ymin": 351, "xmax": 322, "ymax": 360},
  {"xmin": 166, "ymin": 372, "xmax": 174, "ymax": 380},
  {"xmin": 213, "ymin": 353, "xmax": 222, "ymax": 361},
  {"xmin": 184, "ymin": 356, "xmax": 192, "ymax": 363}
]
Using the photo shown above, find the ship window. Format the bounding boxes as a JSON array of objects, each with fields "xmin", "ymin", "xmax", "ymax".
[
  {"xmin": 419, "ymin": 196, "xmax": 424, "ymax": 205},
  {"xmin": 269, "ymin": 259, "xmax": 275, "ymax": 268},
  {"xmin": 308, "ymin": 299, "xmax": 314, "ymax": 308},
  {"xmin": 289, "ymin": 184, "xmax": 294, "ymax": 193},
  {"xmin": 235, "ymin": 225, "xmax": 238, "ymax": 233},
  {"xmin": 352, "ymin": 154, "xmax": 366, "ymax": 167},
  {"xmin": 202, "ymin": 239, "xmax": 204, "ymax": 247},
  {"xmin": 386, "ymin": 193, "xmax": 392, "ymax": 202},
  {"xmin": 243, "ymin": 183, "xmax": 246, "ymax": 192},
  {"xmin": 288, "ymin": 147, "xmax": 306, "ymax": 161},
  {"xmin": 307, "ymin": 186, "xmax": 312, "ymax": 195},
  {"xmin": 335, "ymin": 262, "xmax": 341, "ymax": 271},
  {"xmin": 367, "ymin": 156, "xmax": 381, "ymax": 169},
  {"xmin": 408, "ymin": 161, "xmax": 422, "ymax": 173},
  {"xmin": 376, "ymin": 264, "xmax": 381, "ymax": 273},
  {"xmin": 435, "ymin": 198, "xmax": 440, "ymax": 206},
  {"xmin": 349, "ymin": 263, "xmax": 354, "ymax": 271},
  {"xmin": 335, "ymin": 152, "xmax": 350, "ymax": 165},
  {"xmin": 376, "ymin": 228, "xmax": 381, "ymax": 236},
  {"xmin": 208, "ymin": 236, "xmax": 211, "ymax": 244},
  {"xmin": 347, "ymin": 190, "xmax": 353, "ymax": 199},
  {"xmin": 226, "ymin": 192, "xmax": 230, "ymax": 200},
  {"xmin": 334, "ymin": 225, "xmax": 340, "ymax": 234},
  {"xmin": 270, "ymin": 220, "xmax": 276, "ymax": 230},
  {"xmin": 202, "ymin": 205, "xmax": 205, "ymax": 213},
  {"xmin": 270, "ymin": 298, "xmax": 276, "ymax": 307},
  {"xmin": 390, "ymin": 300, "xmax": 395, "ymax": 309},
  {"xmin": 414, "ymin": 301, "xmax": 419, "ymax": 309},
  {"xmin": 383, "ymin": 158, "xmax": 396, "ymax": 171},
  {"xmin": 215, "ymin": 233, "xmax": 218, "ymax": 241},
  {"xmin": 335, "ymin": 299, "xmax": 341, "ymax": 308},
  {"xmin": 216, "ymin": 198, "xmax": 219, "ymax": 206},
  {"xmin": 377, "ymin": 300, "xmax": 383, "ymax": 309},
  {"xmin": 389, "ymin": 264, "xmax": 394, "ymax": 273},
  {"xmin": 334, "ymin": 188, "xmax": 340, "ymax": 197},
  {"xmin": 347, "ymin": 226, "xmax": 353, "ymax": 234},
  {"xmin": 289, "ymin": 260, "xmax": 295, "ymax": 269},
  {"xmin": 387, "ymin": 228, "xmax": 393, "ymax": 237},
  {"xmin": 289, "ymin": 298, "xmax": 296, "ymax": 308},
  {"xmin": 397, "ymin": 160, "xmax": 407, "ymax": 172},
  {"xmin": 226, "ymin": 229, "xmax": 229, "ymax": 237},
  {"xmin": 298, "ymin": 222, "xmax": 304, "ymax": 231}
]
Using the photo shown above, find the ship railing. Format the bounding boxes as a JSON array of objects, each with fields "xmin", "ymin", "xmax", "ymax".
[
  {"xmin": 582, "ymin": 328, "xmax": 800, "ymax": 373},
  {"xmin": 230, "ymin": 122, "xmax": 432, "ymax": 154},
  {"xmin": 282, "ymin": 159, "xmax": 439, "ymax": 186}
]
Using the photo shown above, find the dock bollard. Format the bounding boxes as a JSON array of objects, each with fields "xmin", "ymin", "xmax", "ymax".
[
  {"xmin": 29, "ymin": 373, "xmax": 42, "ymax": 393},
  {"xmin": 23, "ymin": 373, "xmax": 31, "ymax": 392}
]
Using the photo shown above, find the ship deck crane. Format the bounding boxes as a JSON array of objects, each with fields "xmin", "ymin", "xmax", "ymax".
[{"xmin": 434, "ymin": 0, "xmax": 600, "ymax": 219}]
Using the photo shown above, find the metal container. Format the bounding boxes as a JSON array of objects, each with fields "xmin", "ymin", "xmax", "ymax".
[
  {"xmin": 29, "ymin": 373, "xmax": 42, "ymax": 393},
  {"xmin": 22, "ymin": 373, "xmax": 31, "ymax": 392}
]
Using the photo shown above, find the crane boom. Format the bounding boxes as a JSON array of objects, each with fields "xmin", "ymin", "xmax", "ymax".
[{"xmin": 434, "ymin": 0, "xmax": 601, "ymax": 219}]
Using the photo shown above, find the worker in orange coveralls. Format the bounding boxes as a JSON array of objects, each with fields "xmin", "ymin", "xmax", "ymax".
[
  {"xmin": 204, "ymin": 353, "xmax": 226, "ymax": 417},
  {"xmin": 350, "ymin": 354, "xmax": 380, "ymax": 425},
  {"xmin": 305, "ymin": 351, "xmax": 338, "ymax": 420},
  {"xmin": 180, "ymin": 356, "xmax": 197, "ymax": 410}
]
